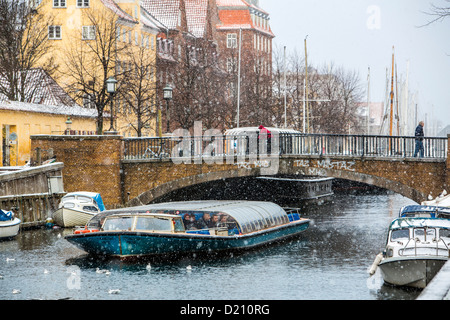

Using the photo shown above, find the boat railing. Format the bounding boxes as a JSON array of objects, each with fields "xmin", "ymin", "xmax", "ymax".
[{"xmin": 398, "ymin": 237, "xmax": 450, "ymax": 257}]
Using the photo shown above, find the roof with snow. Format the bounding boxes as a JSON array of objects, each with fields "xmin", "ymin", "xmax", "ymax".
[
  {"xmin": 216, "ymin": 0, "xmax": 274, "ymax": 37},
  {"xmin": 141, "ymin": 0, "xmax": 181, "ymax": 30},
  {"xmin": 0, "ymin": 68, "xmax": 78, "ymax": 107},
  {"xmin": 0, "ymin": 100, "xmax": 99, "ymax": 118}
]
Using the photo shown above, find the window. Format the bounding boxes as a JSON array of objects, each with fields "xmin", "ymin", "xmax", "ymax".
[
  {"xmin": 77, "ymin": 0, "xmax": 89, "ymax": 7},
  {"xmin": 227, "ymin": 33, "xmax": 237, "ymax": 48},
  {"xmin": 83, "ymin": 94, "xmax": 95, "ymax": 109},
  {"xmin": 82, "ymin": 26, "xmax": 95, "ymax": 40},
  {"xmin": 48, "ymin": 26, "xmax": 61, "ymax": 39},
  {"xmin": 227, "ymin": 57, "xmax": 236, "ymax": 72},
  {"xmin": 103, "ymin": 217, "xmax": 134, "ymax": 231},
  {"xmin": 135, "ymin": 217, "xmax": 172, "ymax": 232},
  {"xmin": 53, "ymin": 0, "xmax": 66, "ymax": 7},
  {"xmin": 116, "ymin": 26, "xmax": 121, "ymax": 40}
]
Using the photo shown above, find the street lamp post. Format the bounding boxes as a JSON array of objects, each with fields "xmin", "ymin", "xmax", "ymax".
[
  {"xmin": 163, "ymin": 84, "xmax": 173, "ymax": 133},
  {"xmin": 65, "ymin": 116, "xmax": 72, "ymax": 135},
  {"xmin": 106, "ymin": 76, "xmax": 118, "ymax": 133}
]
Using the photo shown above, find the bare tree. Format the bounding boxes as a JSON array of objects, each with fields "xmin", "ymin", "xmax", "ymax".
[
  {"xmin": 312, "ymin": 63, "xmax": 364, "ymax": 134},
  {"xmin": 169, "ymin": 38, "xmax": 229, "ymax": 131},
  {"xmin": 118, "ymin": 45, "xmax": 157, "ymax": 137},
  {"xmin": 0, "ymin": 0, "xmax": 55, "ymax": 102},
  {"xmin": 61, "ymin": 7, "xmax": 128, "ymax": 134},
  {"xmin": 422, "ymin": 0, "xmax": 450, "ymax": 26}
]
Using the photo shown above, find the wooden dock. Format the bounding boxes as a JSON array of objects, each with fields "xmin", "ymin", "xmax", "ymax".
[{"xmin": 0, "ymin": 162, "xmax": 66, "ymax": 229}]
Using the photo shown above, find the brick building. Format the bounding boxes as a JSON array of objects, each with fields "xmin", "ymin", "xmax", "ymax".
[{"xmin": 142, "ymin": 0, "xmax": 275, "ymax": 131}]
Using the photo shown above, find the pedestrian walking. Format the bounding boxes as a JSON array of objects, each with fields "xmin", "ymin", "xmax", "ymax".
[{"xmin": 414, "ymin": 121, "xmax": 424, "ymax": 158}]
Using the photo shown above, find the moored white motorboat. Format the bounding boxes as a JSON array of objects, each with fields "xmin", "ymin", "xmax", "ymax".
[
  {"xmin": 0, "ymin": 209, "xmax": 21, "ymax": 239},
  {"xmin": 422, "ymin": 190, "xmax": 450, "ymax": 207},
  {"xmin": 52, "ymin": 192, "xmax": 105, "ymax": 228},
  {"xmin": 372, "ymin": 217, "xmax": 450, "ymax": 289}
]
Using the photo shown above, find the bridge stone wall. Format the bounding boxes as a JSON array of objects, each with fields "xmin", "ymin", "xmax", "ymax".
[
  {"xmin": 124, "ymin": 156, "xmax": 446, "ymax": 206},
  {"xmin": 30, "ymin": 135, "xmax": 123, "ymax": 208},
  {"xmin": 29, "ymin": 134, "xmax": 450, "ymax": 208}
]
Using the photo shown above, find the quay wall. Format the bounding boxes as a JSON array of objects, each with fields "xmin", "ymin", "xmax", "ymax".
[
  {"xmin": 0, "ymin": 162, "xmax": 65, "ymax": 228},
  {"xmin": 447, "ymin": 134, "xmax": 450, "ymax": 193},
  {"xmin": 30, "ymin": 135, "xmax": 123, "ymax": 209}
]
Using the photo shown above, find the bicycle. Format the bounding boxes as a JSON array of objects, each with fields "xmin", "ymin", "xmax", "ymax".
[{"xmin": 142, "ymin": 140, "xmax": 171, "ymax": 160}]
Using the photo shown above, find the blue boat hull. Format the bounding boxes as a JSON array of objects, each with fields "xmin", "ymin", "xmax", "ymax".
[{"xmin": 65, "ymin": 220, "xmax": 309, "ymax": 258}]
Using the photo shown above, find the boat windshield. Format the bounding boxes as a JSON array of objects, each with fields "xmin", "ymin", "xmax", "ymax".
[
  {"xmin": 135, "ymin": 216, "xmax": 174, "ymax": 232},
  {"xmin": 414, "ymin": 228, "xmax": 436, "ymax": 241},
  {"xmin": 440, "ymin": 229, "xmax": 450, "ymax": 238},
  {"xmin": 391, "ymin": 229, "xmax": 410, "ymax": 241},
  {"xmin": 103, "ymin": 217, "xmax": 134, "ymax": 231}
]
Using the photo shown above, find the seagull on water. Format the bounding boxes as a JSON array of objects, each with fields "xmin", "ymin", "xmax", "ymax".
[{"xmin": 108, "ymin": 289, "xmax": 120, "ymax": 294}]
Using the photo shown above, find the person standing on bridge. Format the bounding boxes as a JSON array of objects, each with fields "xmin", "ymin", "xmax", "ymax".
[{"xmin": 414, "ymin": 121, "xmax": 425, "ymax": 158}]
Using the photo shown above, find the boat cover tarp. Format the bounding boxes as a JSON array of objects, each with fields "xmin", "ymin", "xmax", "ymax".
[
  {"xmin": 399, "ymin": 205, "xmax": 450, "ymax": 217},
  {"xmin": 422, "ymin": 194, "xmax": 450, "ymax": 207},
  {"xmin": 390, "ymin": 217, "xmax": 450, "ymax": 230},
  {"xmin": 86, "ymin": 201, "xmax": 291, "ymax": 234},
  {"xmin": 63, "ymin": 192, "xmax": 106, "ymax": 211},
  {"xmin": 0, "ymin": 209, "xmax": 14, "ymax": 221}
]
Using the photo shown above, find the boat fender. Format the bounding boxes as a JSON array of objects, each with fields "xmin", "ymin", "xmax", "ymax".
[
  {"xmin": 74, "ymin": 228, "xmax": 99, "ymax": 234},
  {"xmin": 368, "ymin": 253, "xmax": 383, "ymax": 276}
]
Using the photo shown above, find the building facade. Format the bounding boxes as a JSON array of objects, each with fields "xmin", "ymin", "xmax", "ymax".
[{"xmin": 35, "ymin": 0, "xmax": 160, "ymax": 137}]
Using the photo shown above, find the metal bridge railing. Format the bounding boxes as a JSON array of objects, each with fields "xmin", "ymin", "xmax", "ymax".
[{"xmin": 123, "ymin": 134, "xmax": 448, "ymax": 161}]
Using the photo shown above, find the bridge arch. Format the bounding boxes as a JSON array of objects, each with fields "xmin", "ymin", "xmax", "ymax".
[
  {"xmin": 125, "ymin": 157, "xmax": 433, "ymax": 206},
  {"xmin": 126, "ymin": 167, "xmax": 262, "ymax": 207}
]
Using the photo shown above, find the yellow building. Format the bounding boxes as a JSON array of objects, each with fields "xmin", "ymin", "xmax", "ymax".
[
  {"xmin": 35, "ymin": 0, "xmax": 160, "ymax": 137},
  {"xmin": 0, "ymin": 100, "xmax": 97, "ymax": 166}
]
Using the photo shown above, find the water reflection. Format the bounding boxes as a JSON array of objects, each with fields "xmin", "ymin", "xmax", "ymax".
[{"xmin": 0, "ymin": 193, "xmax": 424, "ymax": 300}]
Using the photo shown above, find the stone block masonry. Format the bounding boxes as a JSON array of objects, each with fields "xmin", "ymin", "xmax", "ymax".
[{"xmin": 30, "ymin": 135, "xmax": 123, "ymax": 209}]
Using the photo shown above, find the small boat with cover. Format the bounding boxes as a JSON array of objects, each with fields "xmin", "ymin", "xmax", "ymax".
[
  {"xmin": 0, "ymin": 209, "xmax": 21, "ymax": 239},
  {"xmin": 371, "ymin": 217, "xmax": 450, "ymax": 289},
  {"xmin": 65, "ymin": 200, "xmax": 310, "ymax": 258},
  {"xmin": 52, "ymin": 192, "xmax": 105, "ymax": 228},
  {"xmin": 398, "ymin": 205, "xmax": 450, "ymax": 219}
]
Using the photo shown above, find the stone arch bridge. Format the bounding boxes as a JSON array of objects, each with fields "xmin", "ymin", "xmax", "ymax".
[{"xmin": 31, "ymin": 133, "xmax": 449, "ymax": 208}]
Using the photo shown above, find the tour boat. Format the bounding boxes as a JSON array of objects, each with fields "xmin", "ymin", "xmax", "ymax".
[
  {"xmin": 65, "ymin": 200, "xmax": 310, "ymax": 259},
  {"xmin": 52, "ymin": 192, "xmax": 105, "ymax": 228},
  {"xmin": 0, "ymin": 209, "xmax": 21, "ymax": 239},
  {"xmin": 372, "ymin": 217, "xmax": 450, "ymax": 289}
]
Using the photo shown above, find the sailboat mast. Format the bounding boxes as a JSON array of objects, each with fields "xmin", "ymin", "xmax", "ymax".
[
  {"xmin": 395, "ymin": 63, "xmax": 400, "ymax": 136},
  {"xmin": 389, "ymin": 46, "xmax": 395, "ymax": 137}
]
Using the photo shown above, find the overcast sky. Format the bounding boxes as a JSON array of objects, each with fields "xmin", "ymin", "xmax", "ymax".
[{"xmin": 260, "ymin": 0, "xmax": 450, "ymax": 132}]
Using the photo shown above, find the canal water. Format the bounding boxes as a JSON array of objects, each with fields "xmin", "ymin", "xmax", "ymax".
[{"xmin": 0, "ymin": 192, "xmax": 422, "ymax": 300}]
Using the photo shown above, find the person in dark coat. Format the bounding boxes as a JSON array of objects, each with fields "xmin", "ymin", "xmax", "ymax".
[{"xmin": 414, "ymin": 121, "xmax": 425, "ymax": 158}]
